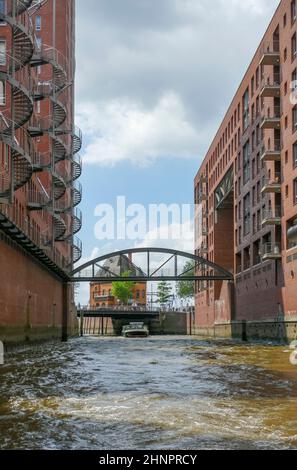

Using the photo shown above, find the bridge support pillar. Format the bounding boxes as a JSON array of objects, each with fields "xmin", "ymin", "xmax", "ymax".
[
  {"xmin": 80, "ymin": 311, "xmax": 84, "ymax": 337},
  {"xmin": 62, "ymin": 283, "xmax": 70, "ymax": 342}
]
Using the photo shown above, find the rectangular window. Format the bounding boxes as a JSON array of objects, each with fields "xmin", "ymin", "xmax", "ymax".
[
  {"xmin": 243, "ymin": 141, "xmax": 250, "ymax": 185},
  {"xmin": 294, "ymin": 142, "xmax": 297, "ymax": 168},
  {"xmin": 292, "ymin": 0, "xmax": 297, "ymax": 24},
  {"xmin": 292, "ymin": 33, "xmax": 297, "ymax": 61},
  {"xmin": 294, "ymin": 178, "xmax": 297, "ymax": 205},
  {"xmin": 243, "ymin": 193, "xmax": 251, "ymax": 236},
  {"xmin": 0, "ymin": 39, "xmax": 5, "ymax": 65},
  {"xmin": 0, "ymin": 0, "xmax": 6, "ymax": 25},
  {"xmin": 36, "ymin": 37, "xmax": 42, "ymax": 51},
  {"xmin": 35, "ymin": 15, "xmax": 41, "ymax": 31},
  {"xmin": 242, "ymin": 89, "xmax": 249, "ymax": 131},
  {"xmin": 0, "ymin": 0, "xmax": 5, "ymax": 14},
  {"xmin": 293, "ymin": 106, "xmax": 297, "ymax": 131},
  {"xmin": 0, "ymin": 79, "xmax": 5, "ymax": 105}
]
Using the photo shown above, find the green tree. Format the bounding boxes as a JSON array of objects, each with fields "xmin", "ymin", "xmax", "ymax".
[
  {"xmin": 177, "ymin": 261, "xmax": 195, "ymax": 300},
  {"xmin": 157, "ymin": 281, "xmax": 172, "ymax": 307},
  {"xmin": 111, "ymin": 271, "xmax": 135, "ymax": 305}
]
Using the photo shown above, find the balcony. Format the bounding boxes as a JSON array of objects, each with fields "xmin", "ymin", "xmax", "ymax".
[
  {"xmin": 262, "ymin": 242, "xmax": 282, "ymax": 261},
  {"xmin": 260, "ymin": 140, "xmax": 281, "ymax": 162},
  {"xmin": 202, "ymin": 226, "xmax": 208, "ymax": 236},
  {"xmin": 197, "ymin": 192, "xmax": 207, "ymax": 203},
  {"xmin": 261, "ymin": 173, "xmax": 281, "ymax": 194},
  {"xmin": 260, "ymin": 106, "xmax": 281, "ymax": 130},
  {"xmin": 200, "ymin": 175, "xmax": 208, "ymax": 184},
  {"xmin": 262, "ymin": 207, "xmax": 282, "ymax": 227},
  {"xmin": 199, "ymin": 244, "xmax": 208, "ymax": 254},
  {"xmin": 259, "ymin": 42, "xmax": 280, "ymax": 66},
  {"xmin": 260, "ymin": 74, "xmax": 281, "ymax": 98}
]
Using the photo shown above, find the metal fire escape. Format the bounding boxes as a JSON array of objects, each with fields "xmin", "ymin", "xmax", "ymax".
[
  {"xmin": 0, "ymin": 0, "xmax": 83, "ymax": 273},
  {"xmin": 0, "ymin": 0, "xmax": 35, "ymax": 201},
  {"xmin": 27, "ymin": 16, "xmax": 83, "ymax": 265}
]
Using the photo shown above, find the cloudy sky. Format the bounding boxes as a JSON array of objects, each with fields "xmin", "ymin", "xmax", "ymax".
[{"xmin": 75, "ymin": 0, "xmax": 280, "ymax": 271}]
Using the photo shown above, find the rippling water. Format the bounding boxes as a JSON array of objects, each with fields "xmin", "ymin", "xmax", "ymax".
[{"xmin": 0, "ymin": 336, "xmax": 297, "ymax": 450}]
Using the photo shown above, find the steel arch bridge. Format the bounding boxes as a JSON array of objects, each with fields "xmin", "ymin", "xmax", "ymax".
[{"xmin": 70, "ymin": 248, "xmax": 233, "ymax": 283}]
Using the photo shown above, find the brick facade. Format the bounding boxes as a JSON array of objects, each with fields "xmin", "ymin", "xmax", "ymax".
[{"xmin": 194, "ymin": 0, "xmax": 297, "ymax": 337}]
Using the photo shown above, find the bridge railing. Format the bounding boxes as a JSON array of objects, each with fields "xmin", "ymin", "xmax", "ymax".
[{"xmin": 77, "ymin": 306, "xmax": 160, "ymax": 313}]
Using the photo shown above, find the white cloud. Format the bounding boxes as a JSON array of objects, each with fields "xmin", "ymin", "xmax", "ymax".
[
  {"xmin": 76, "ymin": 92, "xmax": 200, "ymax": 166},
  {"xmin": 76, "ymin": 0, "xmax": 279, "ymax": 167}
]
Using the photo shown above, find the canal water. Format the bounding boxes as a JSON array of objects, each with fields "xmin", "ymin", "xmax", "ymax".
[{"xmin": 0, "ymin": 336, "xmax": 297, "ymax": 450}]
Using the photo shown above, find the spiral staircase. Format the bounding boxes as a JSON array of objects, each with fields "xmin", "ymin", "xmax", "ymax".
[
  {"xmin": 0, "ymin": 1, "xmax": 83, "ymax": 268},
  {"xmin": 0, "ymin": 1, "xmax": 34, "ymax": 200},
  {"xmin": 29, "ymin": 40, "xmax": 83, "ymax": 264},
  {"xmin": 0, "ymin": 1, "xmax": 73, "ymax": 278}
]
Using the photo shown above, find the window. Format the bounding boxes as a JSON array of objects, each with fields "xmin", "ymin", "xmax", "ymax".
[
  {"xmin": 0, "ymin": 79, "xmax": 5, "ymax": 105},
  {"xmin": 284, "ymin": 13, "xmax": 287, "ymax": 27},
  {"xmin": 0, "ymin": 39, "xmax": 5, "ymax": 65},
  {"xmin": 293, "ymin": 106, "xmax": 297, "ymax": 131},
  {"xmin": 294, "ymin": 178, "xmax": 297, "ymax": 205},
  {"xmin": 35, "ymin": 15, "xmax": 41, "ymax": 31},
  {"xmin": 0, "ymin": 0, "xmax": 6, "ymax": 22},
  {"xmin": 243, "ymin": 193, "xmax": 251, "ymax": 236},
  {"xmin": 256, "ymin": 67, "xmax": 259, "ymax": 88},
  {"xmin": 36, "ymin": 37, "xmax": 42, "ymax": 51},
  {"xmin": 292, "ymin": 33, "xmax": 297, "ymax": 61},
  {"xmin": 294, "ymin": 141, "xmax": 297, "ymax": 168},
  {"xmin": 243, "ymin": 141, "xmax": 250, "ymax": 185},
  {"xmin": 242, "ymin": 89, "xmax": 249, "ymax": 130},
  {"xmin": 292, "ymin": 0, "xmax": 296, "ymax": 24}
]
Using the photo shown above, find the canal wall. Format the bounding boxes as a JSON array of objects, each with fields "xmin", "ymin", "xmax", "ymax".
[
  {"xmin": 192, "ymin": 320, "xmax": 297, "ymax": 343},
  {"xmin": 0, "ymin": 232, "xmax": 78, "ymax": 345}
]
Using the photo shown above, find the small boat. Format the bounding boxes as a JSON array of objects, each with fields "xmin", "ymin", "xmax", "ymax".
[{"xmin": 122, "ymin": 322, "xmax": 149, "ymax": 338}]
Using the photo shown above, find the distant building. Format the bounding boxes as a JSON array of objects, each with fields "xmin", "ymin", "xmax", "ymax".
[{"xmin": 89, "ymin": 255, "xmax": 147, "ymax": 308}]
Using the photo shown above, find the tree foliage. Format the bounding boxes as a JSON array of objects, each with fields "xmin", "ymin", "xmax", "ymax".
[
  {"xmin": 157, "ymin": 281, "xmax": 172, "ymax": 306},
  {"xmin": 177, "ymin": 261, "xmax": 195, "ymax": 300},
  {"xmin": 111, "ymin": 271, "xmax": 135, "ymax": 305}
]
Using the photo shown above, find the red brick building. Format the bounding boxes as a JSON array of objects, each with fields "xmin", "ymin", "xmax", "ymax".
[
  {"xmin": 89, "ymin": 255, "xmax": 147, "ymax": 309},
  {"xmin": 0, "ymin": 0, "xmax": 82, "ymax": 343},
  {"xmin": 194, "ymin": 0, "xmax": 297, "ymax": 339}
]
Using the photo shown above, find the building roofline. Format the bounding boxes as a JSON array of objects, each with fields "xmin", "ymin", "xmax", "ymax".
[{"xmin": 194, "ymin": 0, "xmax": 282, "ymax": 182}]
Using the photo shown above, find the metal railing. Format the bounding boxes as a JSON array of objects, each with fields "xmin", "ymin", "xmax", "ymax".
[
  {"xmin": 261, "ymin": 73, "xmax": 281, "ymax": 88},
  {"xmin": 261, "ymin": 106, "xmax": 281, "ymax": 120},
  {"xmin": 262, "ymin": 173, "xmax": 282, "ymax": 187},
  {"xmin": 261, "ymin": 139, "xmax": 282, "ymax": 153},
  {"xmin": 260, "ymin": 40, "xmax": 280, "ymax": 55},
  {"xmin": 262, "ymin": 242, "xmax": 282, "ymax": 257},
  {"xmin": 262, "ymin": 207, "xmax": 282, "ymax": 220}
]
